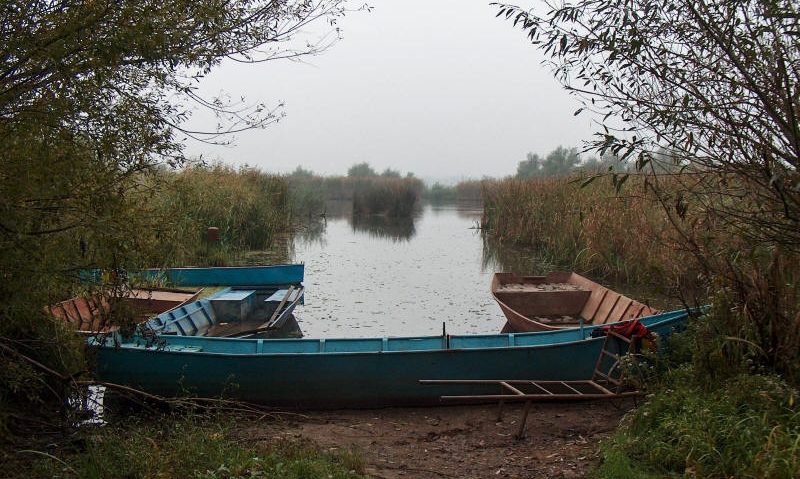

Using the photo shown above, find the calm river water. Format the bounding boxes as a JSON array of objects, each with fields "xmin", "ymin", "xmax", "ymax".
[{"xmin": 291, "ymin": 203, "xmax": 516, "ymax": 338}]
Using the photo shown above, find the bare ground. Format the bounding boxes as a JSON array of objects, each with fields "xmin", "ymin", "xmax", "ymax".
[{"xmin": 239, "ymin": 400, "xmax": 634, "ymax": 479}]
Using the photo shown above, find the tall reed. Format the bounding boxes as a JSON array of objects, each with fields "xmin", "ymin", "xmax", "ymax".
[
  {"xmin": 288, "ymin": 175, "xmax": 423, "ymax": 218},
  {"xmin": 351, "ymin": 177, "xmax": 422, "ymax": 217},
  {"xmin": 481, "ymin": 176, "xmax": 689, "ymax": 287},
  {"xmin": 144, "ymin": 163, "xmax": 291, "ymax": 266}
]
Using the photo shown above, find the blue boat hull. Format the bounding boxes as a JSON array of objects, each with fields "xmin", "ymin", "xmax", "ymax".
[
  {"xmin": 139, "ymin": 264, "xmax": 304, "ymax": 287},
  {"xmin": 94, "ymin": 309, "xmax": 694, "ymax": 407},
  {"xmin": 81, "ymin": 264, "xmax": 304, "ymax": 287}
]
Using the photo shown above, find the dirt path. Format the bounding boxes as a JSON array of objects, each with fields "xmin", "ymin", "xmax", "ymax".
[{"xmin": 241, "ymin": 401, "xmax": 632, "ymax": 478}]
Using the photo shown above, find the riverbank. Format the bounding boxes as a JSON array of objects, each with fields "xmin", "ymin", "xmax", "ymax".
[
  {"xmin": 1, "ymin": 400, "xmax": 630, "ymax": 479},
  {"xmin": 239, "ymin": 401, "xmax": 630, "ymax": 479}
]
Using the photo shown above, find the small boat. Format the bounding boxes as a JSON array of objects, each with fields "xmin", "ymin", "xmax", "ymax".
[
  {"xmin": 49, "ymin": 287, "xmax": 201, "ymax": 334},
  {"xmin": 136, "ymin": 264, "xmax": 304, "ymax": 287},
  {"xmin": 91, "ymin": 309, "xmax": 693, "ymax": 408},
  {"xmin": 147, "ymin": 285, "xmax": 305, "ymax": 338},
  {"xmin": 492, "ymin": 272, "xmax": 660, "ymax": 332},
  {"xmin": 66, "ymin": 264, "xmax": 306, "ymax": 337}
]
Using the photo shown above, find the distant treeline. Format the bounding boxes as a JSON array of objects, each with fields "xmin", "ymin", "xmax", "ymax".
[
  {"xmin": 288, "ymin": 166, "xmax": 422, "ymax": 218},
  {"xmin": 422, "ymin": 180, "xmax": 484, "ymax": 203},
  {"xmin": 514, "ymin": 145, "xmax": 684, "ymax": 179},
  {"xmin": 288, "ymin": 163, "xmax": 486, "ymax": 218}
]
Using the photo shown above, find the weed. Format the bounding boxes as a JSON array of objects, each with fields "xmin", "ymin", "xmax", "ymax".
[{"xmin": 14, "ymin": 414, "xmax": 367, "ymax": 479}]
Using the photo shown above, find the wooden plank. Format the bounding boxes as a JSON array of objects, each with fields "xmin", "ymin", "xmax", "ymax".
[
  {"xmin": 500, "ymin": 381, "xmax": 525, "ymax": 396},
  {"xmin": 609, "ymin": 298, "xmax": 633, "ymax": 323},
  {"xmin": 560, "ymin": 381, "xmax": 583, "ymax": 395},
  {"xmin": 607, "ymin": 330, "xmax": 633, "ymax": 343},
  {"xmin": 586, "ymin": 381, "xmax": 615, "ymax": 395},
  {"xmin": 529, "ymin": 381, "xmax": 554, "ymax": 395},
  {"xmin": 260, "ymin": 285, "xmax": 295, "ymax": 329},
  {"xmin": 582, "ymin": 287, "xmax": 608, "ymax": 323},
  {"xmin": 592, "ymin": 370, "xmax": 622, "ymax": 386},
  {"xmin": 600, "ymin": 349, "xmax": 621, "ymax": 361},
  {"xmin": 438, "ymin": 391, "xmax": 642, "ymax": 401}
]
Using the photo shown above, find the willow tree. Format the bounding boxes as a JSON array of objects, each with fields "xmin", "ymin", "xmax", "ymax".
[
  {"xmin": 496, "ymin": 1, "xmax": 799, "ymax": 378},
  {"xmin": 0, "ymin": 0, "xmax": 350, "ymax": 430}
]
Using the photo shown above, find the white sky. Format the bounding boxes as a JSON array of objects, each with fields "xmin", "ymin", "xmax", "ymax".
[{"xmin": 183, "ymin": 0, "xmax": 596, "ymax": 182}]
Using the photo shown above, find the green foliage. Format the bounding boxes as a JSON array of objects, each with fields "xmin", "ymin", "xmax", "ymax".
[
  {"xmin": 16, "ymin": 415, "xmax": 367, "ymax": 479},
  {"xmin": 380, "ymin": 168, "xmax": 401, "ymax": 178},
  {"xmin": 151, "ymin": 164, "xmax": 291, "ymax": 265},
  {"xmin": 0, "ymin": 314, "xmax": 85, "ymax": 436},
  {"xmin": 287, "ymin": 173, "xmax": 424, "ymax": 218},
  {"xmin": 595, "ymin": 303, "xmax": 800, "ymax": 478},
  {"xmin": 597, "ymin": 367, "xmax": 800, "ymax": 479},
  {"xmin": 289, "ymin": 166, "xmax": 314, "ymax": 178},
  {"xmin": 515, "ymin": 147, "xmax": 582, "ymax": 179},
  {"xmin": 481, "ymin": 176, "xmax": 693, "ymax": 291},
  {"xmin": 346, "ymin": 162, "xmax": 377, "ymax": 177},
  {"xmin": 1, "ymin": 0, "xmax": 345, "ymax": 434},
  {"xmin": 421, "ymin": 181, "xmax": 487, "ymax": 204},
  {"xmin": 497, "ymin": 0, "xmax": 799, "ymax": 381},
  {"xmin": 423, "ymin": 182, "xmax": 458, "ymax": 203}
]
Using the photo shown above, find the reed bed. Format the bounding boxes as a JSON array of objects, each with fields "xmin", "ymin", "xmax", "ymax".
[
  {"xmin": 144, "ymin": 164, "xmax": 292, "ymax": 266},
  {"xmin": 423, "ymin": 179, "xmax": 487, "ymax": 204},
  {"xmin": 484, "ymin": 174, "xmax": 800, "ymax": 478},
  {"xmin": 481, "ymin": 176, "xmax": 689, "ymax": 287},
  {"xmin": 289, "ymin": 175, "xmax": 423, "ymax": 218},
  {"xmin": 351, "ymin": 177, "xmax": 423, "ymax": 217}
]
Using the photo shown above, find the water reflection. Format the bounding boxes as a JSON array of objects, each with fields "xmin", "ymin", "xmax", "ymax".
[
  {"xmin": 350, "ymin": 214, "xmax": 417, "ymax": 242},
  {"xmin": 291, "ymin": 203, "xmax": 507, "ymax": 337},
  {"xmin": 480, "ymin": 233, "xmax": 557, "ymax": 274},
  {"xmin": 320, "ymin": 199, "xmax": 352, "ymax": 220},
  {"xmin": 293, "ymin": 218, "xmax": 327, "ymax": 246}
]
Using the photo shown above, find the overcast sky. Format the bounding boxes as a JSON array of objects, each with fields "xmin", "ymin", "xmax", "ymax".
[{"xmin": 183, "ymin": 0, "xmax": 596, "ymax": 182}]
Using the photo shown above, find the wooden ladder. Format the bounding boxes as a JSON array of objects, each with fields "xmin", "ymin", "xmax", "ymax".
[{"xmin": 420, "ymin": 331, "xmax": 642, "ymax": 439}]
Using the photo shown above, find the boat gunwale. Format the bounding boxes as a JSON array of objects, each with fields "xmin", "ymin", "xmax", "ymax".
[
  {"xmin": 145, "ymin": 264, "xmax": 302, "ymax": 272},
  {"xmin": 93, "ymin": 310, "xmax": 692, "ymax": 358}
]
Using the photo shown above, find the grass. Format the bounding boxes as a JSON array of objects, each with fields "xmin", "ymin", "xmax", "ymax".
[
  {"xmin": 481, "ymin": 176, "xmax": 694, "ymax": 289},
  {"xmin": 146, "ymin": 163, "xmax": 291, "ymax": 266},
  {"xmin": 483, "ymin": 173, "xmax": 800, "ymax": 478},
  {"xmin": 595, "ymin": 367, "xmax": 800, "ymax": 479},
  {"xmin": 6, "ymin": 414, "xmax": 367, "ymax": 479}
]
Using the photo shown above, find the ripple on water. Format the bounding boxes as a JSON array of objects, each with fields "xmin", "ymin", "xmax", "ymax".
[{"xmin": 293, "ymin": 205, "xmax": 508, "ymax": 338}]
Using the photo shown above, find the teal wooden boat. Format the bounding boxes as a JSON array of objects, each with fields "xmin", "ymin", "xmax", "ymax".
[
  {"xmin": 78, "ymin": 264, "xmax": 305, "ymax": 337},
  {"xmin": 81, "ymin": 264, "xmax": 304, "ymax": 287},
  {"xmin": 136, "ymin": 264, "xmax": 304, "ymax": 287},
  {"xmin": 147, "ymin": 285, "xmax": 304, "ymax": 338},
  {"xmin": 93, "ymin": 309, "xmax": 695, "ymax": 407}
]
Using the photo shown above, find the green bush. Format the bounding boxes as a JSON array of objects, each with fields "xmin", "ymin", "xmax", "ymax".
[{"xmin": 596, "ymin": 314, "xmax": 800, "ymax": 479}]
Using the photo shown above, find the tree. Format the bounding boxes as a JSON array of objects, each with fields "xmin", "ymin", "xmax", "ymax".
[
  {"xmin": 347, "ymin": 162, "xmax": 377, "ymax": 177},
  {"xmin": 290, "ymin": 166, "xmax": 315, "ymax": 178},
  {"xmin": 496, "ymin": 0, "xmax": 799, "ymax": 250},
  {"xmin": 540, "ymin": 146, "xmax": 581, "ymax": 176},
  {"xmin": 515, "ymin": 147, "xmax": 581, "ymax": 178},
  {"xmin": 0, "ymin": 0, "xmax": 351, "ymax": 430},
  {"xmin": 496, "ymin": 0, "xmax": 800, "ymax": 377},
  {"xmin": 381, "ymin": 168, "xmax": 401, "ymax": 178},
  {"xmin": 516, "ymin": 152, "xmax": 544, "ymax": 178}
]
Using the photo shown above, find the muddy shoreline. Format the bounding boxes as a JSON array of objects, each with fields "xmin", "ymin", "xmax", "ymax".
[{"xmin": 239, "ymin": 401, "xmax": 633, "ymax": 478}]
